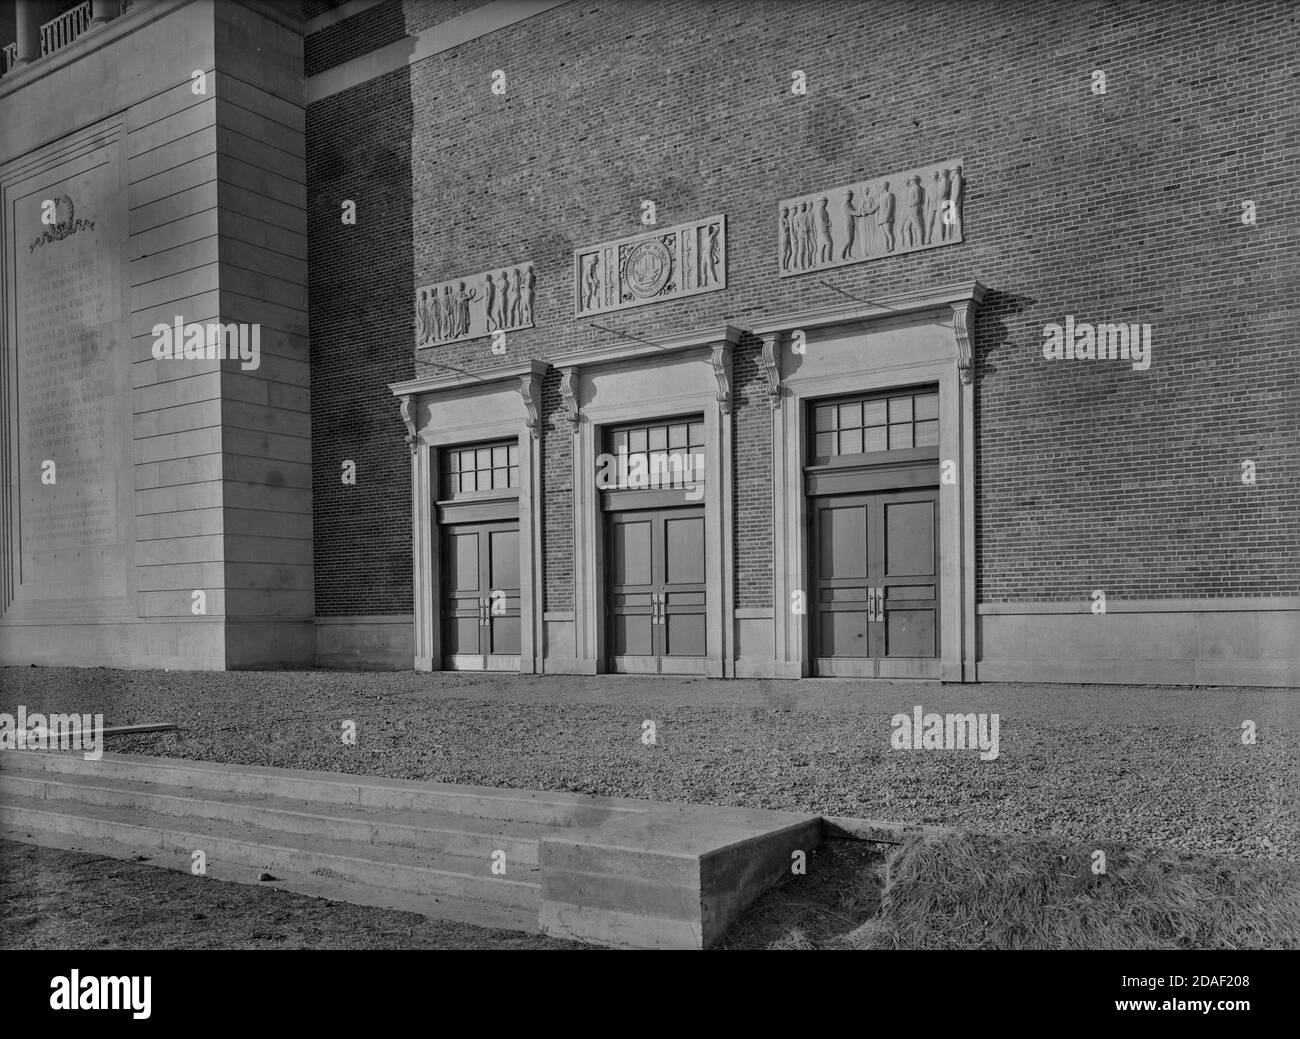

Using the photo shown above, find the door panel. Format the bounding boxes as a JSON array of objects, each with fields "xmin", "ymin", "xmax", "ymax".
[
  {"xmin": 444, "ymin": 530, "xmax": 483, "ymax": 663},
  {"xmin": 821, "ymin": 608, "xmax": 869, "ymax": 658},
  {"xmin": 814, "ymin": 501, "xmax": 872, "ymax": 659},
  {"xmin": 664, "ymin": 515, "xmax": 705, "ymax": 583},
  {"xmin": 885, "ymin": 500, "xmax": 934, "ymax": 576},
  {"xmin": 441, "ymin": 521, "xmax": 520, "ymax": 671},
  {"xmin": 450, "ymin": 532, "xmax": 479, "ymax": 589},
  {"xmin": 489, "ymin": 529, "xmax": 519, "ymax": 590},
  {"xmin": 811, "ymin": 489, "xmax": 939, "ymax": 677},
  {"xmin": 613, "ymin": 520, "xmax": 653, "ymax": 586},
  {"xmin": 487, "ymin": 528, "xmax": 522, "ymax": 659},
  {"xmin": 820, "ymin": 503, "xmax": 868, "ymax": 580},
  {"xmin": 885, "ymin": 607, "xmax": 935, "ymax": 658},
  {"xmin": 608, "ymin": 507, "xmax": 706, "ymax": 674},
  {"xmin": 878, "ymin": 494, "xmax": 938, "ymax": 673},
  {"xmin": 613, "ymin": 610, "xmax": 655, "ymax": 657}
]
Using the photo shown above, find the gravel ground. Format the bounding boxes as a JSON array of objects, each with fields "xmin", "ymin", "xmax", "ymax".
[{"xmin": 2, "ymin": 667, "xmax": 1296, "ymax": 862}]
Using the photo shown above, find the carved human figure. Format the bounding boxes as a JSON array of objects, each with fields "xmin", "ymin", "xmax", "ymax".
[
  {"xmin": 780, "ymin": 206, "xmax": 792, "ymax": 271},
  {"xmin": 496, "ymin": 270, "xmax": 510, "ymax": 328},
  {"xmin": 416, "ymin": 289, "xmax": 429, "ymax": 343},
  {"xmin": 443, "ymin": 284, "xmax": 459, "ymax": 338},
  {"xmin": 457, "ymin": 281, "xmax": 479, "ymax": 338},
  {"xmin": 582, "ymin": 255, "xmax": 600, "ymax": 311},
  {"xmin": 788, "ymin": 202, "xmax": 805, "ymax": 269},
  {"xmin": 431, "ymin": 288, "xmax": 447, "ymax": 340},
  {"xmin": 856, "ymin": 188, "xmax": 879, "ymax": 256},
  {"xmin": 900, "ymin": 175, "xmax": 925, "ymax": 249},
  {"xmin": 840, "ymin": 191, "xmax": 859, "ymax": 260},
  {"xmin": 482, "ymin": 275, "xmax": 497, "ymax": 331},
  {"xmin": 702, "ymin": 223, "xmax": 721, "ymax": 285},
  {"xmin": 440, "ymin": 286, "xmax": 455, "ymax": 340},
  {"xmin": 815, "ymin": 197, "xmax": 834, "ymax": 264},
  {"xmin": 521, "ymin": 265, "xmax": 535, "ymax": 325},
  {"xmin": 507, "ymin": 268, "xmax": 523, "ymax": 325},
  {"xmin": 927, "ymin": 169, "xmax": 949, "ymax": 245},
  {"xmin": 946, "ymin": 166, "xmax": 964, "ymax": 240},
  {"xmin": 876, "ymin": 181, "xmax": 896, "ymax": 252},
  {"xmin": 802, "ymin": 202, "xmax": 816, "ymax": 267}
]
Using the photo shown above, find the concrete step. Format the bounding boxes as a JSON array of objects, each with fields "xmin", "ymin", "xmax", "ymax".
[
  {"xmin": 0, "ymin": 769, "xmax": 545, "ymax": 865},
  {"xmin": 0, "ymin": 750, "xmax": 826, "ymax": 947},
  {"xmin": 0, "ymin": 796, "xmax": 540, "ymax": 910},
  {"xmin": 1, "ymin": 749, "xmax": 647, "ymax": 827}
]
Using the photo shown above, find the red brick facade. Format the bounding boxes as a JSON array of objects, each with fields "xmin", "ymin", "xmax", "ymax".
[{"xmin": 306, "ymin": 0, "xmax": 1299, "ymax": 621}]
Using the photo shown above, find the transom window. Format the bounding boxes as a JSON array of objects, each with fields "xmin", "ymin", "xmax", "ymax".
[
  {"xmin": 604, "ymin": 417, "xmax": 705, "ymax": 488},
  {"xmin": 811, "ymin": 388, "xmax": 938, "ymax": 463},
  {"xmin": 442, "ymin": 440, "xmax": 519, "ymax": 498}
]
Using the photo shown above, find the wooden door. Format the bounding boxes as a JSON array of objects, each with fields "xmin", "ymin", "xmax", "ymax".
[
  {"xmin": 607, "ymin": 507, "xmax": 707, "ymax": 674},
  {"xmin": 811, "ymin": 489, "xmax": 939, "ymax": 678},
  {"xmin": 442, "ymin": 521, "xmax": 521, "ymax": 671}
]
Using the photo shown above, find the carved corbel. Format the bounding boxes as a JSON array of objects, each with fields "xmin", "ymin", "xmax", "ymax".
[
  {"xmin": 559, "ymin": 367, "xmax": 580, "ymax": 431},
  {"xmin": 951, "ymin": 301, "xmax": 975, "ymax": 385},
  {"xmin": 759, "ymin": 333, "xmax": 782, "ymax": 409},
  {"xmin": 710, "ymin": 343, "xmax": 733, "ymax": 416},
  {"xmin": 519, "ymin": 371, "xmax": 541, "ymax": 439},
  {"xmin": 398, "ymin": 394, "xmax": 419, "ymax": 456}
]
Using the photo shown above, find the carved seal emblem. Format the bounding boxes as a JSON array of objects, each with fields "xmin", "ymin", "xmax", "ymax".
[{"xmin": 624, "ymin": 239, "xmax": 673, "ymax": 299}]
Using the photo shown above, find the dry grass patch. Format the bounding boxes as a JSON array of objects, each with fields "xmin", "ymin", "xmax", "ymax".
[{"xmin": 838, "ymin": 832, "xmax": 1300, "ymax": 950}]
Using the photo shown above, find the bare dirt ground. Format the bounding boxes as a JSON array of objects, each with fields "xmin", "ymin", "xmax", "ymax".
[{"xmin": 0, "ymin": 839, "xmax": 585, "ymax": 950}]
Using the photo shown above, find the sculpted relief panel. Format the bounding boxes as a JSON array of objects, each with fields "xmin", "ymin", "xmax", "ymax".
[
  {"xmin": 415, "ymin": 262, "xmax": 535, "ymax": 348},
  {"xmin": 575, "ymin": 215, "xmax": 726, "ymax": 316},
  {"xmin": 779, "ymin": 159, "xmax": 965, "ymax": 276}
]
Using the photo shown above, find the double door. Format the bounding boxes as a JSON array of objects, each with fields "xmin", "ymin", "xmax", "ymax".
[
  {"xmin": 810, "ymin": 488, "xmax": 939, "ymax": 678},
  {"xmin": 442, "ymin": 521, "xmax": 521, "ymax": 671},
  {"xmin": 607, "ymin": 507, "xmax": 707, "ymax": 674}
]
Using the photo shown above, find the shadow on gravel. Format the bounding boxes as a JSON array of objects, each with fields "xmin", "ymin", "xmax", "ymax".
[{"xmin": 715, "ymin": 839, "xmax": 887, "ymax": 949}]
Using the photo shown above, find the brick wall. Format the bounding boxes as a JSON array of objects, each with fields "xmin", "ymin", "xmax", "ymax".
[
  {"xmin": 304, "ymin": 0, "xmax": 407, "ymax": 78},
  {"xmin": 307, "ymin": 67, "xmax": 415, "ymax": 615},
  {"xmin": 307, "ymin": 0, "xmax": 1299, "ymax": 617}
]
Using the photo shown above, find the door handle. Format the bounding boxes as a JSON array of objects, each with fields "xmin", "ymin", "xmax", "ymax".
[
  {"xmin": 480, "ymin": 597, "xmax": 489, "ymax": 626},
  {"xmin": 868, "ymin": 587, "xmax": 881, "ymax": 623}
]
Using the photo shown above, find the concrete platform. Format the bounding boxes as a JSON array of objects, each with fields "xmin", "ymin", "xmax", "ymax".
[{"xmin": 0, "ymin": 749, "xmax": 820, "ymax": 948}]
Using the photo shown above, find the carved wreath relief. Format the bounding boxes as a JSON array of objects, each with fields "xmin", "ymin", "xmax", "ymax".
[
  {"xmin": 29, "ymin": 194, "xmax": 96, "ymax": 253},
  {"xmin": 778, "ymin": 159, "xmax": 964, "ymax": 276},
  {"xmin": 574, "ymin": 216, "xmax": 726, "ymax": 316},
  {"xmin": 414, "ymin": 262, "xmax": 535, "ymax": 347}
]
